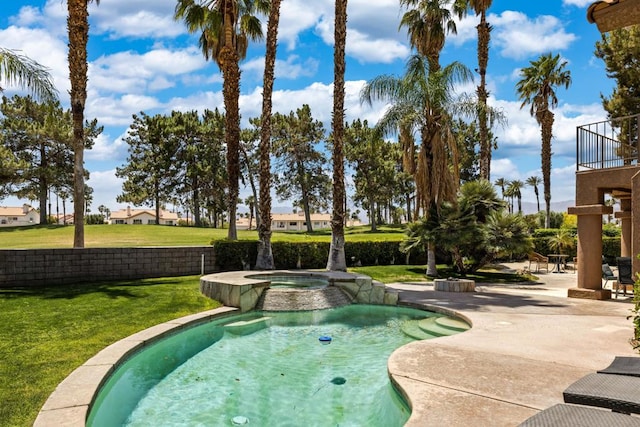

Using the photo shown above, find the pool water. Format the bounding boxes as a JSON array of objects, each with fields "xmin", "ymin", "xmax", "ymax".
[{"xmin": 87, "ymin": 305, "xmax": 452, "ymax": 426}]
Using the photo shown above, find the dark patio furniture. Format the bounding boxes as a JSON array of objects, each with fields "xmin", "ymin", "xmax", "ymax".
[
  {"xmin": 603, "ymin": 263, "xmax": 618, "ymax": 291},
  {"xmin": 563, "ymin": 373, "xmax": 640, "ymax": 415},
  {"xmin": 519, "ymin": 403, "xmax": 640, "ymax": 427},
  {"xmin": 616, "ymin": 257, "xmax": 635, "ymax": 297},
  {"xmin": 598, "ymin": 356, "xmax": 640, "ymax": 377}
]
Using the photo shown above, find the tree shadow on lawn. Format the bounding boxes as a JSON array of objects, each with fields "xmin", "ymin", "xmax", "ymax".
[{"xmin": 0, "ymin": 277, "xmax": 185, "ymax": 300}]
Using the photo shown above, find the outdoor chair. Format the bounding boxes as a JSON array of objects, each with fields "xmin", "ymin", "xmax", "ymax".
[
  {"xmin": 598, "ymin": 356, "xmax": 640, "ymax": 377},
  {"xmin": 602, "ymin": 264, "xmax": 618, "ymax": 292},
  {"xmin": 519, "ymin": 403, "xmax": 640, "ymax": 427},
  {"xmin": 615, "ymin": 257, "xmax": 635, "ymax": 297},
  {"xmin": 563, "ymin": 372, "xmax": 640, "ymax": 415},
  {"xmin": 528, "ymin": 252, "xmax": 549, "ymax": 273}
]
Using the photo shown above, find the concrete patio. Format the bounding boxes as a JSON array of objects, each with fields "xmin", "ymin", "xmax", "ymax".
[{"xmin": 388, "ymin": 262, "xmax": 639, "ymax": 426}]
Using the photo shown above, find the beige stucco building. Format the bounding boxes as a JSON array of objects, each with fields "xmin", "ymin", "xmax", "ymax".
[
  {"xmin": 109, "ymin": 207, "xmax": 179, "ymax": 225},
  {"xmin": 0, "ymin": 204, "xmax": 38, "ymax": 227},
  {"xmin": 568, "ymin": 0, "xmax": 640, "ymax": 299},
  {"xmin": 236, "ymin": 211, "xmax": 362, "ymax": 231}
]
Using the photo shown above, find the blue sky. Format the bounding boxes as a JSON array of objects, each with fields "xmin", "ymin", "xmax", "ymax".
[{"xmin": 0, "ymin": 0, "xmax": 613, "ymax": 214}]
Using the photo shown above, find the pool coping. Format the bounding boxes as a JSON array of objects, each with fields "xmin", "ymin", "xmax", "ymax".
[
  {"xmin": 34, "ymin": 265, "xmax": 637, "ymax": 426},
  {"xmin": 33, "ymin": 271, "xmax": 466, "ymax": 427}
]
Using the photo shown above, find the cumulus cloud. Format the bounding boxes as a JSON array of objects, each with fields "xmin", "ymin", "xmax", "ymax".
[
  {"xmin": 242, "ymin": 55, "xmax": 320, "ymax": 81},
  {"xmin": 491, "ymin": 11, "xmax": 577, "ymax": 59}
]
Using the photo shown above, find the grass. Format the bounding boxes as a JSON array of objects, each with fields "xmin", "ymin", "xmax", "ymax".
[
  {"xmin": 0, "ymin": 275, "xmax": 220, "ymax": 427},
  {"xmin": 351, "ymin": 264, "xmax": 536, "ymax": 284},
  {"xmin": 0, "ymin": 224, "xmax": 405, "ymax": 249},
  {"xmin": 0, "ymin": 223, "xmax": 534, "ymax": 426}
]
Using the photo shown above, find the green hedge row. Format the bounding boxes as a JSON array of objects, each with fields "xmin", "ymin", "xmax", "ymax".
[
  {"xmin": 529, "ymin": 236, "xmax": 621, "ymax": 264},
  {"xmin": 212, "ymin": 236, "xmax": 623, "ymax": 271},
  {"xmin": 212, "ymin": 240, "xmax": 428, "ymax": 271}
]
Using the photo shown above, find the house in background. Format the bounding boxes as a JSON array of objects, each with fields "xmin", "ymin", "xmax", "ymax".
[
  {"xmin": 109, "ymin": 206, "xmax": 179, "ymax": 225},
  {"xmin": 0, "ymin": 204, "xmax": 38, "ymax": 227},
  {"xmin": 236, "ymin": 211, "xmax": 362, "ymax": 231}
]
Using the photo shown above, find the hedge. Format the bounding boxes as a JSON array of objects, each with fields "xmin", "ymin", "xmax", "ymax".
[
  {"xmin": 211, "ymin": 240, "xmax": 428, "ymax": 271},
  {"xmin": 211, "ymin": 235, "xmax": 622, "ymax": 271}
]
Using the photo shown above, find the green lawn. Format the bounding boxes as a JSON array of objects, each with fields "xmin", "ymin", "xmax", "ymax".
[
  {"xmin": 0, "ymin": 224, "xmax": 405, "ymax": 249},
  {"xmin": 0, "ymin": 276, "xmax": 220, "ymax": 427},
  {"xmin": 351, "ymin": 264, "xmax": 535, "ymax": 283}
]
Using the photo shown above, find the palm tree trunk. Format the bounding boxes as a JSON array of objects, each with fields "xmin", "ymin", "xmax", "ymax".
[
  {"xmin": 426, "ymin": 244, "xmax": 437, "ymax": 277},
  {"xmin": 540, "ymin": 110, "xmax": 554, "ymax": 228},
  {"xmin": 477, "ymin": 10, "xmax": 491, "ymax": 180},
  {"xmin": 67, "ymin": 0, "xmax": 89, "ymax": 248},
  {"xmin": 327, "ymin": 0, "xmax": 347, "ymax": 271},
  {"xmin": 220, "ymin": 47, "xmax": 240, "ymax": 240}
]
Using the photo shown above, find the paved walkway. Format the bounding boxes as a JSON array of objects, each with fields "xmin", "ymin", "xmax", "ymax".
[{"xmin": 387, "ymin": 262, "xmax": 639, "ymax": 426}]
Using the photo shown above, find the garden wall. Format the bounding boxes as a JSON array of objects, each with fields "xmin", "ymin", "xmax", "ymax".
[{"xmin": 0, "ymin": 247, "xmax": 217, "ymax": 287}]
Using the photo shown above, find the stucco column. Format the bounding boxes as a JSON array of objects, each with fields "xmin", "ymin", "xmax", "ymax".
[
  {"xmin": 633, "ymin": 171, "xmax": 640, "ymax": 278},
  {"xmin": 615, "ymin": 198, "xmax": 632, "ymax": 258},
  {"xmin": 567, "ymin": 204, "xmax": 612, "ymax": 300}
]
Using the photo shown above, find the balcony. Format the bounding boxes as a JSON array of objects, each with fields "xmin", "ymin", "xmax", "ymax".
[{"xmin": 577, "ymin": 113, "xmax": 640, "ymax": 170}]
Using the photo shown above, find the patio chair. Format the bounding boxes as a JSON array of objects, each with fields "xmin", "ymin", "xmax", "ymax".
[
  {"xmin": 602, "ymin": 264, "xmax": 618, "ymax": 292},
  {"xmin": 528, "ymin": 252, "xmax": 549, "ymax": 273},
  {"xmin": 563, "ymin": 372, "xmax": 640, "ymax": 414},
  {"xmin": 519, "ymin": 403, "xmax": 640, "ymax": 427},
  {"xmin": 598, "ymin": 356, "xmax": 640, "ymax": 377},
  {"xmin": 616, "ymin": 257, "xmax": 635, "ymax": 297}
]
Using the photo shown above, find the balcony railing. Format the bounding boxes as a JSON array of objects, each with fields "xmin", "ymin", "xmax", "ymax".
[{"xmin": 577, "ymin": 114, "xmax": 640, "ymax": 170}]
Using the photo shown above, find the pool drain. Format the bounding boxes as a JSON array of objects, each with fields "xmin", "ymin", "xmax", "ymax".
[
  {"xmin": 331, "ymin": 377, "xmax": 346, "ymax": 385},
  {"xmin": 319, "ymin": 335, "xmax": 332, "ymax": 344},
  {"xmin": 232, "ymin": 415, "xmax": 248, "ymax": 425}
]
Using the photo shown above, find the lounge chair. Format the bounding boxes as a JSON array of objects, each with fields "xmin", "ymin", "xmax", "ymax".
[
  {"xmin": 598, "ymin": 356, "xmax": 640, "ymax": 377},
  {"xmin": 519, "ymin": 403, "xmax": 640, "ymax": 426},
  {"xmin": 528, "ymin": 252, "xmax": 549, "ymax": 273},
  {"xmin": 616, "ymin": 257, "xmax": 635, "ymax": 297},
  {"xmin": 563, "ymin": 372, "xmax": 640, "ymax": 414}
]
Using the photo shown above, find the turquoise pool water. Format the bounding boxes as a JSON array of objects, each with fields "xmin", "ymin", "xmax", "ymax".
[{"xmin": 87, "ymin": 305, "xmax": 457, "ymax": 426}]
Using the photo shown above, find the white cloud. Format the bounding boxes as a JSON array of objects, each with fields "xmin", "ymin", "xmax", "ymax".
[
  {"xmin": 0, "ymin": 26, "xmax": 70, "ymax": 97},
  {"xmin": 563, "ymin": 0, "xmax": 594, "ymax": 7},
  {"xmin": 86, "ymin": 169, "xmax": 127, "ymax": 211},
  {"xmin": 491, "ymin": 11, "xmax": 577, "ymax": 59},
  {"xmin": 242, "ymin": 55, "xmax": 320, "ymax": 80}
]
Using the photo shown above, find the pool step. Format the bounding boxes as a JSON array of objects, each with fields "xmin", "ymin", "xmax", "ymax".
[
  {"xmin": 401, "ymin": 320, "xmax": 439, "ymax": 340},
  {"xmin": 418, "ymin": 317, "xmax": 469, "ymax": 337},
  {"xmin": 434, "ymin": 316, "xmax": 470, "ymax": 332},
  {"xmin": 223, "ymin": 316, "xmax": 271, "ymax": 335},
  {"xmin": 401, "ymin": 316, "xmax": 470, "ymax": 340}
]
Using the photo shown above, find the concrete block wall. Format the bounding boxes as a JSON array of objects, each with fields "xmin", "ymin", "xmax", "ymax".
[{"xmin": 0, "ymin": 247, "xmax": 217, "ymax": 287}]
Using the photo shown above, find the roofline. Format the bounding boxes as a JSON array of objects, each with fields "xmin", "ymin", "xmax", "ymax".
[{"xmin": 587, "ymin": 0, "xmax": 640, "ymax": 32}]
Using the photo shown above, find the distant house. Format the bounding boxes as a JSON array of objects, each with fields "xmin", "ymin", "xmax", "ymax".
[
  {"xmin": 0, "ymin": 204, "xmax": 38, "ymax": 227},
  {"xmin": 109, "ymin": 207, "xmax": 179, "ymax": 225},
  {"xmin": 236, "ymin": 211, "xmax": 362, "ymax": 231}
]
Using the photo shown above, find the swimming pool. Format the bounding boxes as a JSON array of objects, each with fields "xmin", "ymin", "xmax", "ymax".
[{"xmin": 87, "ymin": 305, "xmax": 469, "ymax": 426}]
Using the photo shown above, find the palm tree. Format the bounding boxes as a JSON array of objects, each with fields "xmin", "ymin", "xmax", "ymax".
[
  {"xmin": 525, "ymin": 175, "xmax": 542, "ymax": 212},
  {"xmin": 507, "ymin": 179, "xmax": 524, "ymax": 214},
  {"xmin": 400, "ymin": 0, "xmax": 457, "ymax": 73},
  {"xmin": 327, "ymin": 0, "xmax": 348, "ymax": 271},
  {"xmin": 255, "ymin": 0, "xmax": 281, "ymax": 270},
  {"xmin": 175, "ymin": 0, "xmax": 268, "ymax": 241},
  {"xmin": 67, "ymin": 0, "xmax": 99, "ymax": 248},
  {"xmin": 0, "ymin": 48, "xmax": 57, "ymax": 102},
  {"xmin": 361, "ymin": 57, "xmax": 472, "ymax": 276},
  {"xmin": 453, "ymin": 0, "xmax": 494, "ymax": 179},
  {"xmin": 516, "ymin": 53, "xmax": 571, "ymax": 228},
  {"xmin": 494, "ymin": 177, "xmax": 506, "ymax": 200}
]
